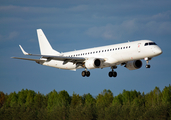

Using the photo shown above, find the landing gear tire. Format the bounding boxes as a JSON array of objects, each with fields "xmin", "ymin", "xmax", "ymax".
[
  {"xmin": 109, "ymin": 72, "xmax": 113, "ymax": 77},
  {"xmin": 82, "ymin": 71, "xmax": 90, "ymax": 77},
  {"xmin": 146, "ymin": 65, "xmax": 151, "ymax": 68},
  {"xmin": 108, "ymin": 71, "xmax": 117, "ymax": 77},
  {"xmin": 113, "ymin": 72, "xmax": 117, "ymax": 77},
  {"xmin": 82, "ymin": 71, "xmax": 86, "ymax": 77},
  {"xmin": 86, "ymin": 71, "xmax": 90, "ymax": 77}
]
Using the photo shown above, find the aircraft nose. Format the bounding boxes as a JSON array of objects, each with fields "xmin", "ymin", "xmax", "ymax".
[{"xmin": 155, "ymin": 47, "xmax": 163, "ymax": 55}]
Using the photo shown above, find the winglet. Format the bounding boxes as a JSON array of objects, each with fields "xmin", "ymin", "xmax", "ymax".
[{"xmin": 19, "ymin": 45, "xmax": 29, "ymax": 55}]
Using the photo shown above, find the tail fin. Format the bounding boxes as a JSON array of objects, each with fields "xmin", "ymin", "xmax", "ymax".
[{"xmin": 37, "ymin": 29, "xmax": 60, "ymax": 55}]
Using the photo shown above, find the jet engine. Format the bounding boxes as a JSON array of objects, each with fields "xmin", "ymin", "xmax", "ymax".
[
  {"xmin": 125, "ymin": 60, "xmax": 142, "ymax": 70},
  {"xmin": 84, "ymin": 58, "xmax": 103, "ymax": 69}
]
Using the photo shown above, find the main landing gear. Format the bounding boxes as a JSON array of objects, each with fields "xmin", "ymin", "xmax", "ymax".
[
  {"xmin": 145, "ymin": 57, "xmax": 151, "ymax": 68},
  {"xmin": 82, "ymin": 69, "xmax": 90, "ymax": 77},
  {"xmin": 81, "ymin": 66, "xmax": 118, "ymax": 78},
  {"xmin": 108, "ymin": 66, "xmax": 117, "ymax": 78}
]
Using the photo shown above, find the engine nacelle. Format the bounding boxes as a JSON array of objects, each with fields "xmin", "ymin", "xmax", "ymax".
[
  {"xmin": 125, "ymin": 60, "xmax": 142, "ymax": 70},
  {"xmin": 84, "ymin": 58, "xmax": 103, "ymax": 69}
]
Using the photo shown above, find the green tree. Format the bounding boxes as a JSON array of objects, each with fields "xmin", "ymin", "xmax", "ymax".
[
  {"xmin": 47, "ymin": 89, "xmax": 58, "ymax": 111},
  {"xmin": 145, "ymin": 87, "xmax": 162, "ymax": 108},
  {"xmin": 83, "ymin": 93, "xmax": 95, "ymax": 105},
  {"xmin": 1, "ymin": 84, "xmax": 171, "ymax": 120},
  {"xmin": 96, "ymin": 89, "xmax": 113, "ymax": 108},
  {"xmin": 69, "ymin": 93, "xmax": 84, "ymax": 119},
  {"xmin": 96, "ymin": 89, "xmax": 113, "ymax": 120},
  {"xmin": 104, "ymin": 104, "xmax": 122, "ymax": 120},
  {"xmin": 122, "ymin": 89, "xmax": 141, "ymax": 105},
  {"xmin": 153, "ymin": 87, "xmax": 162, "ymax": 105},
  {"xmin": 34, "ymin": 91, "xmax": 44, "ymax": 109},
  {"xmin": 112, "ymin": 93, "xmax": 123, "ymax": 105},
  {"xmin": 162, "ymin": 85, "xmax": 171, "ymax": 105},
  {"xmin": 83, "ymin": 93, "xmax": 97, "ymax": 120},
  {"xmin": 70, "ymin": 93, "xmax": 83, "ymax": 108},
  {"xmin": 57, "ymin": 90, "xmax": 71, "ymax": 107},
  {"xmin": 0, "ymin": 91, "xmax": 6, "ymax": 108},
  {"xmin": 10, "ymin": 92, "xmax": 18, "ymax": 107},
  {"xmin": 18, "ymin": 89, "xmax": 28, "ymax": 106},
  {"xmin": 47, "ymin": 90, "xmax": 70, "ymax": 120},
  {"xmin": 25, "ymin": 90, "xmax": 36, "ymax": 107}
]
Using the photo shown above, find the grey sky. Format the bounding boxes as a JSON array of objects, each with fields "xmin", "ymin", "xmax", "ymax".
[{"xmin": 0, "ymin": 0, "xmax": 171, "ymax": 96}]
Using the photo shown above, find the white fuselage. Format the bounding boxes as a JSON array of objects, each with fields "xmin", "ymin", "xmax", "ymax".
[
  {"xmin": 12, "ymin": 29, "xmax": 163, "ymax": 77},
  {"xmin": 42, "ymin": 40, "xmax": 162, "ymax": 70}
]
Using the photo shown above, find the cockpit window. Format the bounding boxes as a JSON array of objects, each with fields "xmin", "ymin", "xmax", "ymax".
[
  {"xmin": 144, "ymin": 42, "xmax": 157, "ymax": 46},
  {"xmin": 149, "ymin": 42, "xmax": 157, "ymax": 45},
  {"xmin": 145, "ymin": 43, "xmax": 148, "ymax": 46}
]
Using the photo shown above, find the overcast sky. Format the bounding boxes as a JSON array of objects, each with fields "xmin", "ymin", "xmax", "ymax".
[{"xmin": 0, "ymin": 0, "xmax": 171, "ymax": 96}]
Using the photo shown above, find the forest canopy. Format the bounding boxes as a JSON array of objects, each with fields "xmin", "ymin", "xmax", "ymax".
[{"xmin": 0, "ymin": 85, "xmax": 171, "ymax": 120}]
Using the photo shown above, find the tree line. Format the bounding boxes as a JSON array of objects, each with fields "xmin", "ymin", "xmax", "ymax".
[{"xmin": 0, "ymin": 85, "xmax": 171, "ymax": 120}]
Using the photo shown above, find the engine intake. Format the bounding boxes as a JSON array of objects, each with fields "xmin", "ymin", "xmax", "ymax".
[
  {"xmin": 94, "ymin": 59, "xmax": 101, "ymax": 67},
  {"xmin": 125, "ymin": 60, "xmax": 142, "ymax": 70}
]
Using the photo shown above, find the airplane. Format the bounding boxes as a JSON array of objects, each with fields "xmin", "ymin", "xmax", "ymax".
[{"xmin": 12, "ymin": 29, "xmax": 162, "ymax": 78}]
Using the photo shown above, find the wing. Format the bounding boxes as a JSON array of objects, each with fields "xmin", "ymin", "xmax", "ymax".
[{"xmin": 12, "ymin": 45, "xmax": 86, "ymax": 65}]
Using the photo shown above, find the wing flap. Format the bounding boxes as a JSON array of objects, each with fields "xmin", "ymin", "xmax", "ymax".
[
  {"xmin": 42, "ymin": 55, "xmax": 86, "ymax": 62},
  {"xmin": 11, "ymin": 57, "xmax": 46, "ymax": 63}
]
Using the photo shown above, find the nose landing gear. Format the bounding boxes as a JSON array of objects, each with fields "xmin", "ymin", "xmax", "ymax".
[
  {"xmin": 146, "ymin": 64, "xmax": 151, "ymax": 68},
  {"xmin": 144, "ymin": 57, "xmax": 151, "ymax": 68}
]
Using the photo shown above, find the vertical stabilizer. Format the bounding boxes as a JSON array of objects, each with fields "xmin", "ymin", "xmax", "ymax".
[{"xmin": 37, "ymin": 29, "xmax": 60, "ymax": 55}]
